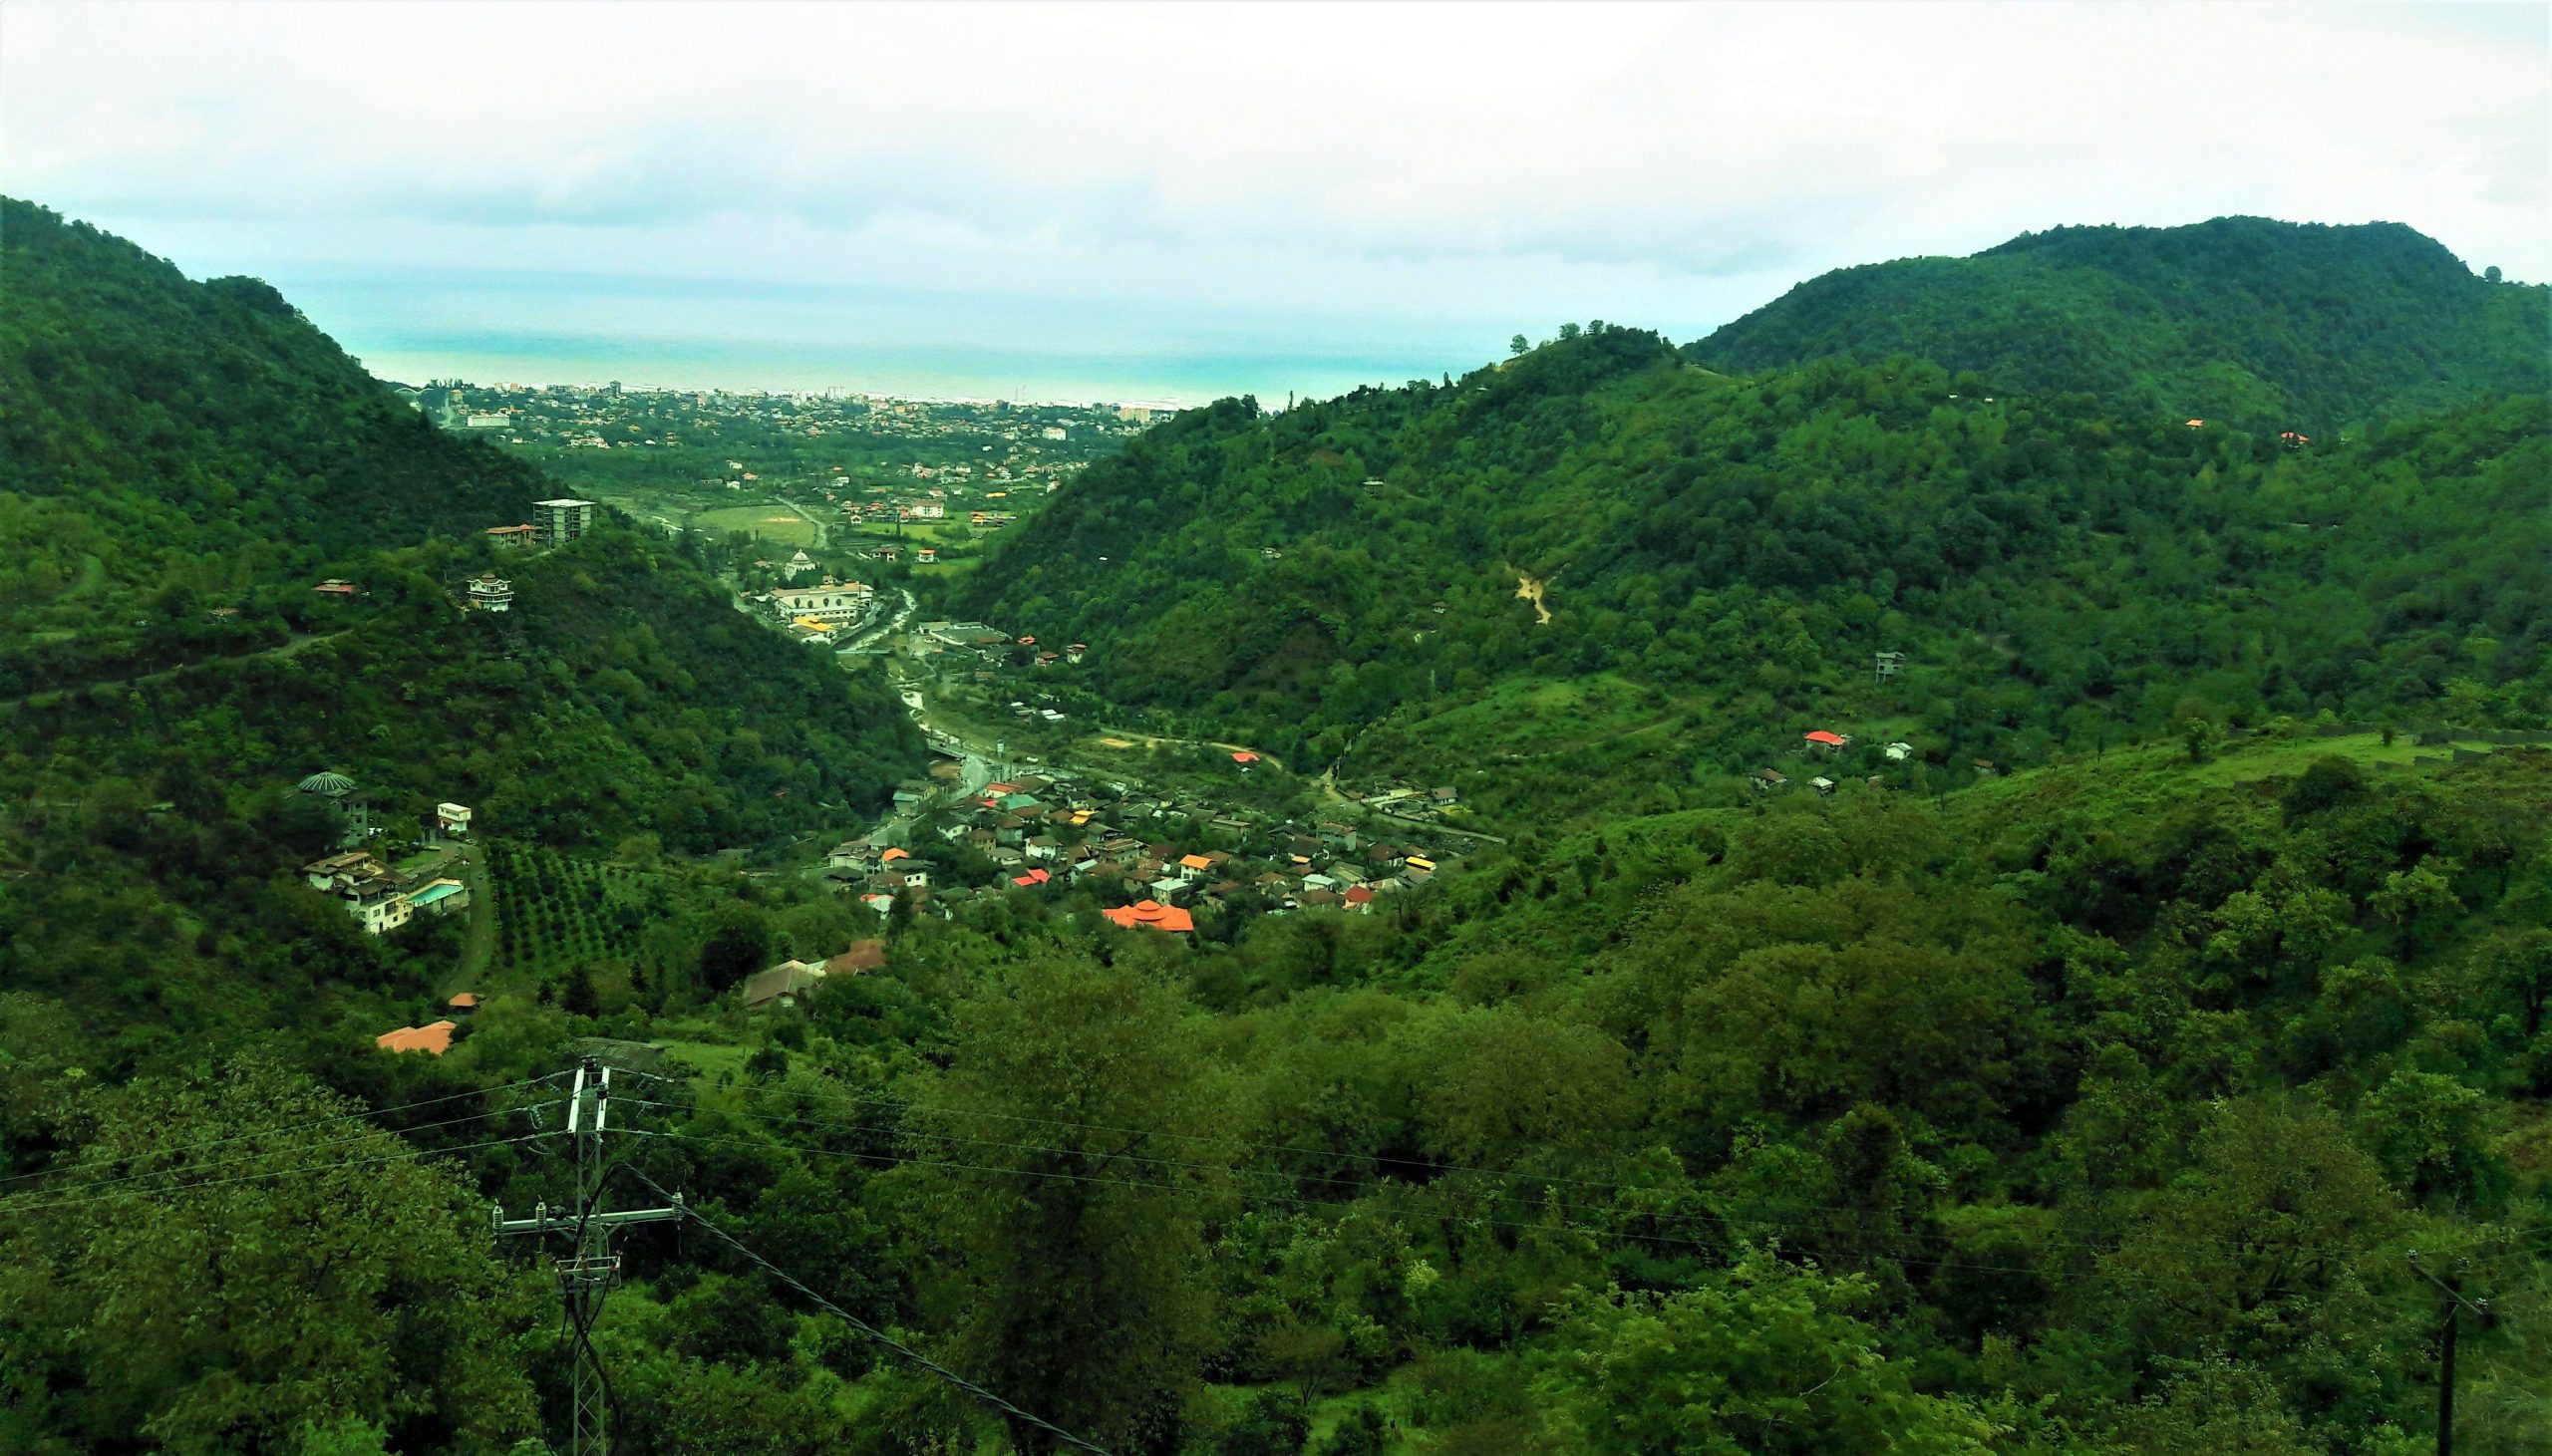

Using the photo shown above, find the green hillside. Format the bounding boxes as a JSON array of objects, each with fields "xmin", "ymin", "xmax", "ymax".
[
  {"xmin": 0, "ymin": 199, "xmax": 921, "ymax": 1056},
  {"xmin": 951, "ymin": 325, "xmax": 2547, "ymax": 825},
  {"xmin": 1687, "ymin": 216, "xmax": 2549, "ymax": 430}
]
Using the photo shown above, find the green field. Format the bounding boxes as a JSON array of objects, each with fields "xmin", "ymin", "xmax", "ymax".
[{"xmin": 694, "ymin": 504, "xmax": 819, "ymax": 547}]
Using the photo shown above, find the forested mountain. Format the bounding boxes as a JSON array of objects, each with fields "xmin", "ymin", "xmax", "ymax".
[
  {"xmin": 5, "ymin": 199, "xmax": 2548, "ymax": 1456},
  {"xmin": 1688, "ymin": 216, "xmax": 2549, "ymax": 430},
  {"xmin": 0, "ymin": 199, "xmax": 920, "ymax": 1052},
  {"xmin": 953, "ymin": 323, "xmax": 2546, "ymax": 823}
]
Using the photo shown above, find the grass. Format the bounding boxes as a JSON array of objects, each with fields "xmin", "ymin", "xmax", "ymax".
[{"xmin": 695, "ymin": 504, "xmax": 818, "ymax": 547}]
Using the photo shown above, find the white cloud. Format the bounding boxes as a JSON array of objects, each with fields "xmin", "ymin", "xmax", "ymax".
[{"xmin": 3, "ymin": 0, "xmax": 2541, "ymax": 388}]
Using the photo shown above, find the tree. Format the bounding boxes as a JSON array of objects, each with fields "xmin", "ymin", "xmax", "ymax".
[
  {"xmin": 1534, "ymin": 1250, "xmax": 1998, "ymax": 1454},
  {"xmin": 561, "ymin": 964, "xmax": 600, "ymax": 1018},
  {"xmin": 920, "ymin": 954, "xmax": 1236, "ymax": 1451},
  {"xmin": 1509, "ymin": 335, "xmax": 1529, "ymax": 357},
  {"xmin": 697, "ymin": 903, "xmax": 775, "ymax": 992},
  {"xmin": 0, "ymin": 1055, "xmax": 540, "ymax": 1450}
]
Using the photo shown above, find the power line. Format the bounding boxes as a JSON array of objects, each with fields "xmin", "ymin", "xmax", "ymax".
[
  {"xmin": 618, "ymin": 1162, "xmax": 1114, "ymax": 1456},
  {"xmin": 0, "ymin": 1072, "xmax": 563, "ymax": 1193},
  {"xmin": 0, "ymin": 1131, "xmax": 551, "ymax": 1218},
  {"xmin": 0, "ymin": 1104, "xmax": 539, "ymax": 1208}
]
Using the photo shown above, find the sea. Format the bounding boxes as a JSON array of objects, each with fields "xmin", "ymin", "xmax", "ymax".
[{"xmin": 280, "ymin": 265, "xmax": 1579, "ymax": 408}]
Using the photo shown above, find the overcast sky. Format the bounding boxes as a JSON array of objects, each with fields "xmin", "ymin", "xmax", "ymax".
[{"xmin": 5, "ymin": 1, "xmax": 2544, "ymax": 396}]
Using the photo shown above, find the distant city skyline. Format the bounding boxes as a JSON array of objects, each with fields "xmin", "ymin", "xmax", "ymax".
[{"xmin": 6, "ymin": 1, "xmax": 2542, "ymax": 402}]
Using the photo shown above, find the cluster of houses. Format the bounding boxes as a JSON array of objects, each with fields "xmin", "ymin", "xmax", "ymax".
[
  {"xmin": 822, "ymin": 770, "xmax": 1454, "ymax": 932},
  {"xmin": 1751, "ymin": 729, "xmax": 1932, "ymax": 795},
  {"xmin": 291, "ymin": 773, "xmax": 478, "ymax": 934},
  {"xmin": 751, "ymin": 569, "xmax": 881, "ymax": 643}
]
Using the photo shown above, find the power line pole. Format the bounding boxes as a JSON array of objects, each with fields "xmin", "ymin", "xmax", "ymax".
[
  {"xmin": 2409, "ymin": 1252, "xmax": 2487, "ymax": 1456},
  {"xmin": 494, "ymin": 1057, "xmax": 684, "ymax": 1456}
]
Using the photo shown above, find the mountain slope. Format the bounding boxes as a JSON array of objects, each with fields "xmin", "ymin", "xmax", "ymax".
[
  {"xmin": 1687, "ymin": 216, "xmax": 2549, "ymax": 430},
  {"xmin": 0, "ymin": 199, "xmax": 921, "ymax": 1053},
  {"xmin": 952, "ymin": 325, "xmax": 2547, "ymax": 824}
]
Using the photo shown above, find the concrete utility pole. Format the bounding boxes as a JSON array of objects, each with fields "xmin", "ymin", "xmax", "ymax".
[{"xmin": 494, "ymin": 1058, "xmax": 684, "ymax": 1456}]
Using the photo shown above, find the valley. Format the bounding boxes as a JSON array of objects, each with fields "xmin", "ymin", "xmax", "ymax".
[{"xmin": 3, "ymin": 196, "xmax": 2548, "ymax": 1456}]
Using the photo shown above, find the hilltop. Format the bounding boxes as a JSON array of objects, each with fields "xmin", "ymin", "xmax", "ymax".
[
  {"xmin": 1687, "ymin": 216, "xmax": 2549, "ymax": 430},
  {"xmin": 949, "ymin": 321, "xmax": 2546, "ymax": 826}
]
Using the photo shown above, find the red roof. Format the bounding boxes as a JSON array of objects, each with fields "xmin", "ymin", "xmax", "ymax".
[
  {"xmin": 1012, "ymin": 868, "xmax": 1053, "ymax": 887},
  {"xmin": 446, "ymin": 993, "xmax": 479, "ymax": 1010},
  {"xmin": 1101, "ymin": 899, "xmax": 1194, "ymax": 933},
  {"xmin": 1804, "ymin": 730, "xmax": 1846, "ymax": 746},
  {"xmin": 1344, "ymin": 886, "xmax": 1376, "ymax": 905},
  {"xmin": 1231, "ymin": 751, "xmax": 1259, "ymax": 764}
]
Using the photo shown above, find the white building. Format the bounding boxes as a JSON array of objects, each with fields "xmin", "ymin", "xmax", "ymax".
[
  {"xmin": 769, "ymin": 580, "xmax": 875, "ymax": 626},
  {"xmin": 467, "ymin": 574, "xmax": 513, "ymax": 612}
]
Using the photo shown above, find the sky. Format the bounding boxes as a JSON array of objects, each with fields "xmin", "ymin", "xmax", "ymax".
[{"xmin": 5, "ymin": 1, "xmax": 2545, "ymax": 402}]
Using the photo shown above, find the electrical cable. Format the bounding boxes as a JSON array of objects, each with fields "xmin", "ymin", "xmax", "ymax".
[
  {"xmin": 618, "ymin": 1163, "xmax": 1113, "ymax": 1456},
  {"xmin": 0, "ymin": 1071, "xmax": 564, "ymax": 1193},
  {"xmin": 0, "ymin": 1131, "xmax": 551, "ymax": 1218},
  {"xmin": 0, "ymin": 1104, "xmax": 542, "ymax": 1208}
]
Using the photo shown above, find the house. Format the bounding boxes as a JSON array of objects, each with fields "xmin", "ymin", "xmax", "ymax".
[
  {"xmin": 1751, "ymin": 768, "xmax": 1788, "ymax": 792},
  {"xmin": 1011, "ymin": 867, "xmax": 1053, "ymax": 888},
  {"xmin": 1176, "ymin": 853, "xmax": 1213, "ymax": 883},
  {"xmin": 1232, "ymin": 750, "xmax": 1261, "ymax": 768},
  {"xmin": 485, "ymin": 523, "xmax": 537, "ymax": 549},
  {"xmin": 742, "ymin": 960, "xmax": 825, "ymax": 1011},
  {"xmin": 1810, "ymin": 776, "xmax": 1837, "ymax": 797},
  {"xmin": 1972, "ymin": 759, "xmax": 2000, "ymax": 777},
  {"xmin": 785, "ymin": 549, "xmax": 819, "ymax": 576},
  {"xmin": 1026, "ymin": 836, "xmax": 1060, "ymax": 862},
  {"xmin": 1883, "ymin": 741, "xmax": 1914, "ymax": 762},
  {"xmin": 915, "ymin": 548, "xmax": 938, "ymax": 563},
  {"xmin": 1101, "ymin": 899, "xmax": 1195, "ymax": 934},
  {"xmin": 1431, "ymin": 785, "xmax": 1459, "ymax": 807},
  {"xmin": 433, "ymin": 802, "xmax": 474, "ymax": 841},
  {"xmin": 1804, "ymin": 730, "xmax": 1847, "ymax": 753},
  {"xmin": 376, "ymin": 1020, "xmax": 458, "ymax": 1055},
  {"xmin": 312, "ymin": 579, "xmax": 358, "ymax": 598},
  {"xmin": 467, "ymin": 574, "xmax": 514, "ymax": 612},
  {"xmin": 828, "ymin": 839, "xmax": 875, "ymax": 870},
  {"xmin": 1344, "ymin": 886, "xmax": 1377, "ymax": 914},
  {"xmin": 1149, "ymin": 875, "xmax": 1188, "ymax": 902}
]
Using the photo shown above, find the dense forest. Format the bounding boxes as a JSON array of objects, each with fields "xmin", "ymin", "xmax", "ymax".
[
  {"xmin": 3, "ymin": 200, "xmax": 2548, "ymax": 1455},
  {"xmin": 1688, "ymin": 216, "xmax": 2549, "ymax": 431},
  {"xmin": 7, "ymin": 732, "xmax": 2547, "ymax": 1452},
  {"xmin": 952, "ymin": 311, "xmax": 2545, "ymax": 825}
]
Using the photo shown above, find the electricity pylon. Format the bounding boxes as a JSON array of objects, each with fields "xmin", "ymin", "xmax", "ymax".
[{"xmin": 493, "ymin": 1057, "xmax": 683, "ymax": 1456}]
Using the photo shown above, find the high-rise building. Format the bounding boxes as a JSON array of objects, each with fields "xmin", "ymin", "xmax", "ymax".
[{"xmin": 532, "ymin": 498, "xmax": 596, "ymax": 548}]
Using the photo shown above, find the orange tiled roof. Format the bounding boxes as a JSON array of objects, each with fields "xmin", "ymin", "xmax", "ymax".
[
  {"xmin": 1101, "ymin": 899, "xmax": 1194, "ymax": 933},
  {"xmin": 376, "ymin": 1020, "xmax": 458, "ymax": 1055}
]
